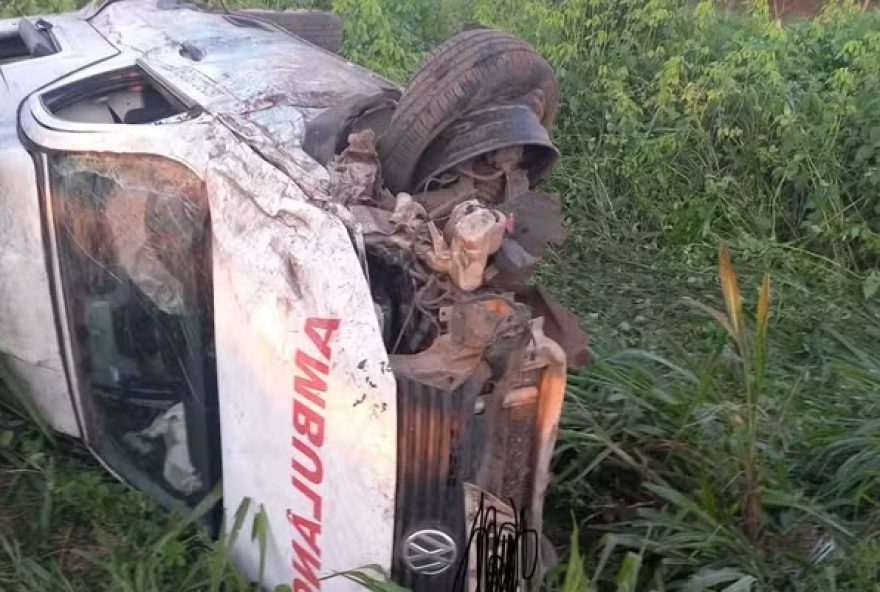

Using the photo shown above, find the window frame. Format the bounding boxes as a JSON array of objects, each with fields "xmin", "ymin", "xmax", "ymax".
[
  {"xmin": 22, "ymin": 58, "xmax": 222, "ymax": 515},
  {"xmin": 0, "ymin": 16, "xmax": 113, "ymax": 87}
]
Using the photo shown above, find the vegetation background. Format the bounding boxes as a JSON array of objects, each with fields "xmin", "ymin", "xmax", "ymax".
[{"xmin": 2, "ymin": 0, "xmax": 879, "ymax": 590}]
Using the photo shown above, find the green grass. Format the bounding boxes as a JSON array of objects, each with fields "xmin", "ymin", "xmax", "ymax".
[
  {"xmin": 0, "ymin": 371, "xmax": 255, "ymax": 591},
  {"xmin": 4, "ymin": 0, "xmax": 880, "ymax": 590}
]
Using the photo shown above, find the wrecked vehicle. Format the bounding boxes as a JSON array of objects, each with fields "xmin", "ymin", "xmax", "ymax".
[{"xmin": 0, "ymin": 0, "xmax": 588, "ymax": 590}]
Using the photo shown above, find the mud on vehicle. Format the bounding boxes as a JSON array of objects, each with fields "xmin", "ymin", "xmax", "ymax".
[{"xmin": 0, "ymin": 1, "xmax": 588, "ymax": 590}]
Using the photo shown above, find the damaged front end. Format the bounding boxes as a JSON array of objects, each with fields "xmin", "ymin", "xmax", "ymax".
[{"xmin": 327, "ymin": 97, "xmax": 588, "ymax": 590}]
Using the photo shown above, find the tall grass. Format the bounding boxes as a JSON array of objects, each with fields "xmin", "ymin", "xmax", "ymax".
[
  {"xmin": 0, "ymin": 363, "xmax": 263, "ymax": 592},
  {"xmin": 552, "ymin": 243, "xmax": 879, "ymax": 590}
]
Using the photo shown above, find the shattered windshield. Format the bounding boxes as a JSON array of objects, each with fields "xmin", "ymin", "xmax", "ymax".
[{"xmin": 46, "ymin": 152, "xmax": 220, "ymax": 510}]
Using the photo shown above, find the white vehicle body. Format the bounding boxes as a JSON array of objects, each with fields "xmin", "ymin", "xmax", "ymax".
[{"xmin": 0, "ymin": 2, "xmax": 587, "ymax": 590}]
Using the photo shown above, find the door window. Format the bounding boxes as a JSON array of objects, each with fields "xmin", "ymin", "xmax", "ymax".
[{"xmin": 46, "ymin": 152, "xmax": 219, "ymax": 508}]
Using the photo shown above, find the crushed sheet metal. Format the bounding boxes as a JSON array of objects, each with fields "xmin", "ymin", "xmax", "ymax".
[
  {"xmin": 391, "ymin": 297, "xmax": 525, "ymax": 393},
  {"xmin": 91, "ymin": 0, "xmax": 393, "ymax": 204},
  {"xmin": 499, "ymin": 190, "xmax": 566, "ymax": 257},
  {"xmin": 521, "ymin": 317, "xmax": 567, "ymax": 561},
  {"xmin": 518, "ymin": 286, "xmax": 590, "ymax": 368},
  {"xmin": 20, "ymin": 59, "xmax": 400, "ymax": 585},
  {"xmin": 204, "ymin": 120, "xmax": 397, "ymax": 591},
  {"xmin": 390, "ymin": 334, "xmax": 483, "ymax": 391},
  {"xmin": 91, "ymin": 0, "xmax": 394, "ymax": 113},
  {"xmin": 327, "ymin": 129, "xmax": 382, "ymax": 205}
]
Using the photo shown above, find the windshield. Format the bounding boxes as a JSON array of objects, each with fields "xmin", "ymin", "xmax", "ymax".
[{"xmin": 44, "ymin": 152, "xmax": 220, "ymax": 510}]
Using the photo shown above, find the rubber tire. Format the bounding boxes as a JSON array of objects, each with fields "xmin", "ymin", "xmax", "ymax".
[
  {"xmin": 378, "ymin": 28, "xmax": 557, "ymax": 193},
  {"xmin": 236, "ymin": 10, "xmax": 343, "ymax": 54}
]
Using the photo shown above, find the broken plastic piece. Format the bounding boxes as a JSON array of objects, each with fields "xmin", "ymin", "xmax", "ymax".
[{"xmin": 422, "ymin": 200, "xmax": 506, "ymax": 291}]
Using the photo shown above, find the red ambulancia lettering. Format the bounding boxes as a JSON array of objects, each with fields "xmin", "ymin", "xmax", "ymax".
[
  {"xmin": 289, "ymin": 512, "xmax": 321, "ymax": 556},
  {"xmin": 292, "ymin": 400, "xmax": 324, "ymax": 447},
  {"xmin": 292, "ymin": 538, "xmax": 321, "ymax": 590},
  {"xmin": 294, "ymin": 350, "xmax": 328, "ymax": 408},
  {"xmin": 291, "ymin": 475, "xmax": 322, "ymax": 521},
  {"xmin": 291, "ymin": 436, "xmax": 323, "ymax": 483},
  {"xmin": 288, "ymin": 317, "xmax": 339, "ymax": 591},
  {"xmin": 304, "ymin": 317, "xmax": 338, "ymax": 360}
]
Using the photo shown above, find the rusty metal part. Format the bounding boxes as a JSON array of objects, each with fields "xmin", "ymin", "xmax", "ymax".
[
  {"xmin": 499, "ymin": 191, "xmax": 566, "ymax": 257},
  {"xmin": 327, "ymin": 129, "xmax": 383, "ymax": 205},
  {"xmin": 412, "ymin": 104, "xmax": 558, "ymax": 194},
  {"xmin": 518, "ymin": 285, "xmax": 590, "ymax": 369},
  {"xmin": 390, "ymin": 296, "xmax": 528, "ymax": 388},
  {"xmin": 389, "ymin": 334, "xmax": 484, "ymax": 390},
  {"xmin": 447, "ymin": 295, "xmax": 520, "ymax": 348},
  {"xmin": 471, "ymin": 299, "xmax": 532, "ymax": 494},
  {"xmin": 522, "ymin": 317, "xmax": 567, "ymax": 586},
  {"xmin": 484, "ymin": 237, "xmax": 540, "ymax": 290}
]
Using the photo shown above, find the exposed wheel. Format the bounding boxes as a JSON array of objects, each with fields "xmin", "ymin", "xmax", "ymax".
[
  {"xmin": 232, "ymin": 10, "xmax": 343, "ymax": 54},
  {"xmin": 378, "ymin": 28, "xmax": 557, "ymax": 193}
]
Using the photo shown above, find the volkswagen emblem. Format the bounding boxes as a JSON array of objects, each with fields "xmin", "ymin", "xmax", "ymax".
[{"xmin": 402, "ymin": 529, "xmax": 457, "ymax": 575}]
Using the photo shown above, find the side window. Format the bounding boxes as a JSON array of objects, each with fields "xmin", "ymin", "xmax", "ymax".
[
  {"xmin": 42, "ymin": 67, "xmax": 187, "ymax": 125},
  {"xmin": 0, "ymin": 19, "xmax": 58, "ymax": 66},
  {"xmin": 47, "ymin": 153, "xmax": 219, "ymax": 508}
]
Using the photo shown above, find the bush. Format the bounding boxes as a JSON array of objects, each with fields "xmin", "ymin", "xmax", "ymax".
[
  {"xmin": 461, "ymin": 1, "xmax": 880, "ymax": 273},
  {"xmin": 0, "ymin": 0, "xmax": 82, "ymax": 16}
]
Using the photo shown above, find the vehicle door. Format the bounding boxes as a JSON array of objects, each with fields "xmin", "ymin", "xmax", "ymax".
[{"xmin": 21, "ymin": 56, "xmax": 221, "ymax": 512}]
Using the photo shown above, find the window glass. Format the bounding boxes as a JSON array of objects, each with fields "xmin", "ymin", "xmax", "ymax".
[
  {"xmin": 43, "ymin": 67, "xmax": 187, "ymax": 125},
  {"xmin": 0, "ymin": 20, "xmax": 58, "ymax": 65},
  {"xmin": 47, "ymin": 153, "xmax": 219, "ymax": 508}
]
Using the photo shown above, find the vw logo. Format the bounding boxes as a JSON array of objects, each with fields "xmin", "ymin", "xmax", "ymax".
[{"xmin": 402, "ymin": 529, "xmax": 457, "ymax": 575}]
